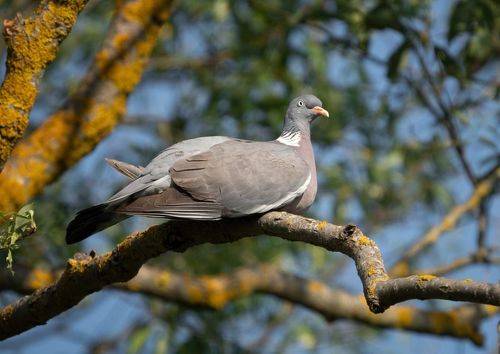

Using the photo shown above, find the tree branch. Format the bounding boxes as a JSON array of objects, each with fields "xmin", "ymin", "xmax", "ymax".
[
  {"xmin": 0, "ymin": 0, "xmax": 173, "ymax": 212},
  {"xmin": 398, "ymin": 19, "xmax": 477, "ymax": 185},
  {"xmin": 415, "ymin": 248, "xmax": 498, "ymax": 277},
  {"xmin": 5, "ymin": 265, "xmax": 497, "ymax": 345},
  {"xmin": 1, "ymin": 264, "xmax": 493, "ymax": 345},
  {"xmin": 476, "ymin": 199, "xmax": 488, "ymax": 249},
  {"xmin": 121, "ymin": 266, "xmax": 496, "ymax": 345},
  {"xmin": 0, "ymin": 212, "xmax": 497, "ymax": 340},
  {"xmin": 0, "ymin": 0, "xmax": 89, "ymax": 171},
  {"xmin": 390, "ymin": 168, "xmax": 499, "ymax": 277},
  {"xmin": 376, "ymin": 276, "xmax": 498, "ymax": 310}
]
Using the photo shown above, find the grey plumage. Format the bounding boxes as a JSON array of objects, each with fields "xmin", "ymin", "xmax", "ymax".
[
  {"xmin": 169, "ymin": 140, "xmax": 310, "ymax": 216},
  {"xmin": 105, "ymin": 158, "xmax": 144, "ymax": 179},
  {"xmin": 106, "ymin": 136, "xmax": 230, "ymax": 204},
  {"xmin": 66, "ymin": 95, "xmax": 329, "ymax": 244}
]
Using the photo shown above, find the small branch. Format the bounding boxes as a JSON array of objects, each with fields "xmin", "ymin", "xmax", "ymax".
[
  {"xmin": 377, "ymin": 276, "xmax": 499, "ymax": 310},
  {"xmin": 476, "ymin": 199, "xmax": 488, "ymax": 250},
  {"xmin": 478, "ymin": 161, "xmax": 500, "ymax": 182},
  {"xmin": 0, "ymin": 0, "xmax": 89, "ymax": 171},
  {"xmin": 0, "ymin": 212, "xmax": 498, "ymax": 340},
  {"xmin": 148, "ymin": 51, "xmax": 232, "ymax": 71},
  {"xmin": 0, "ymin": 0, "xmax": 174, "ymax": 212},
  {"xmin": 390, "ymin": 168, "xmax": 499, "ymax": 277},
  {"xmin": 401, "ymin": 23, "xmax": 477, "ymax": 185},
  {"xmin": 440, "ymin": 110, "xmax": 477, "ymax": 184},
  {"xmin": 248, "ymin": 304, "xmax": 293, "ymax": 350},
  {"xmin": 415, "ymin": 248, "xmax": 498, "ymax": 277},
  {"xmin": 119, "ymin": 266, "xmax": 494, "ymax": 345}
]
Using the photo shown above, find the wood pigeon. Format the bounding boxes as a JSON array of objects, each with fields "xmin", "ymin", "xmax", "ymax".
[{"xmin": 66, "ymin": 95, "xmax": 330, "ymax": 244}]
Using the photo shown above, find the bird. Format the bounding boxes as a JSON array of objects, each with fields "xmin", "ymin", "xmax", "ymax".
[{"xmin": 66, "ymin": 95, "xmax": 330, "ymax": 244}]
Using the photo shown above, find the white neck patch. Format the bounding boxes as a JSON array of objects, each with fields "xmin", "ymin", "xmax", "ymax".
[{"xmin": 277, "ymin": 131, "xmax": 301, "ymax": 146}]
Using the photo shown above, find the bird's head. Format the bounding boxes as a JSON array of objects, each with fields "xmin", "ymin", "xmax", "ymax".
[{"xmin": 283, "ymin": 94, "xmax": 329, "ymax": 134}]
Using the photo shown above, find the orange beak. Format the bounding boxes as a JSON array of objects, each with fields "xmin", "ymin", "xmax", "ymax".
[{"xmin": 312, "ymin": 106, "xmax": 329, "ymax": 118}]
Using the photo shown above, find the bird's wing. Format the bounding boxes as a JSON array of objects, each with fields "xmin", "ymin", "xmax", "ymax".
[
  {"xmin": 170, "ymin": 140, "xmax": 311, "ymax": 216},
  {"xmin": 105, "ymin": 158, "xmax": 144, "ymax": 179},
  {"xmin": 116, "ymin": 186, "xmax": 222, "ymax": 220},
  {"xmin": 106, "ymin": 136, "xmax": 231, "ymax": 204}
]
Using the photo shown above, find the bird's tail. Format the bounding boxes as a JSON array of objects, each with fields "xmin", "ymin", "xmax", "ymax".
[{"xmin": 66, "ymin": 204, "xmax": 129, "ymax": 244}]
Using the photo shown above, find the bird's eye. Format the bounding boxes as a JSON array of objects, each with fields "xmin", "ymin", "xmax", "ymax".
[{"xmin": 297, "ymin": 100, "xmax": 304, "ymax": 107}]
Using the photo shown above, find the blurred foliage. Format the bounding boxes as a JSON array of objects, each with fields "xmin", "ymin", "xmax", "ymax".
[
  {"xmin": 0, "ymin": 0, "xmax": 498, "ymax": 352},
  {"xmin": 0, "ymin": 204, "xmax": 36, "ymax": 273}
]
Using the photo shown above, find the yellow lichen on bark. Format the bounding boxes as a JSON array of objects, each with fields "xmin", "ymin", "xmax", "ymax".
[
  {"xmin": 185, "ymin": 281, "xmax": 204, "ymax": 304},
  {"xmin": 26, "ymin": 268, "xmax": 55, "ymax": 289},
  {"xmin": 395, "ymin": 307, "xmax": 414, "ymax": 328},
  {"xmin": 0, "ymin": 0, "xmax": 89, "ymax": 170},
  {"xmin": 316, "ymin": 221, "xmax": 328, "ymax": 232},
  {"xmin": 390, "ymin": 262, "xmax": 410, "ymax": 278},
  {"xmin": 122, "ymin": 0, "xmax": 164, "ymax": 25},
  {"xmin": 203, "ymin": 277, "xmax": 231, "ymax": 309},
  {"xmin": 67, "ymin": 257, "xmax": 91, "ymax": 274},
  {"xmin": 417, "ymin": 274, "xmax": 436, "ymax": 281},
  {"xmin": 429, "ymin": 310, "xmax": 482, "ymax": 344},
  {"xmin": 307, "ymin": 279, "xmax": 327, "ymax": 295},
  {"xmin": 481, "ymin": 304, "xmax": 499, "ymax": 316},
  {"xmin": 0, "ymin": 0, "xmax": 173, "ymax": 212},
  {"xmin": 367, "ymin": 265, "xmax": 377, "ymax": 277},
  {"xmin": 156, "ymin": 272, "xmax": 171, "ymax": 288},
  {"xmin": 357, "ymin": 234, "xmax": 374, "ymax": 247}
]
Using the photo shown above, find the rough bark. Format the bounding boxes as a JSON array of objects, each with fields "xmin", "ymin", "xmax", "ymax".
[
  {"xmin": 0, "ymin": 0, "xmax": 89, "ymax": 171},
  {"xmin": 119, "ymin": 266, "xmax": 494, "ymax": 345},
  {"xmin": 0, "ymin": 0, "xmax": 173, "ymax": 212},
  {"xmin": 1, "ymin": 264, "xmax": 495, "ymax": 345}
]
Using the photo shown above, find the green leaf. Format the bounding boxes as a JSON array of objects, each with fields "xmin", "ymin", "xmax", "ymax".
[
  {"xmin": 155, "ymin": 334, "xmax": 168, "ymax": 354},
  {"xmin": 0, "ymin": 204, "xmax": 36, "ymax": 272},
  {"xmin": 14, "ymin": 204, "xmax": 36, "ymax": 238},
  {"xmin": 6, "ymin": 249, "xmax": 13, "ymax": 275},
  {"xmin": 127, "ymin": 327, "xmax": 150, "ymax": 354},
  {"xmin": 9, "ymin": 232, "xmax": 20, "ymax": 245}
]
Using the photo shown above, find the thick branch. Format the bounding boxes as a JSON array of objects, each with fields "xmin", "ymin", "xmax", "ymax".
[
  {"xmin": 0, "ymin": 0, "xmax": 173, "ymax": 212},
  {"xmin": 0, "ymin": 265, "xmax": 492, "ymax": 345},
  {"xmin": 0, "ymin": 212, "xmax": 498, "ymax": 340},
  {"xmin": 377, "ymin": 275, "xmax": 499, "ymax": 310},
  {"xmin": 120, "ymin": 266, "xmax": 495, "ymax": 345},
  {"xmin": 0, "ymin": 0, "xmax": 89, "ymax": 171},
  {"xmin": 390, "ymin": 168, "xmax": 499, "ymax": 277}
]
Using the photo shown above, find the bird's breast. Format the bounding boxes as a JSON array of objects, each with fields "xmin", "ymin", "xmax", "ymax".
[{"xmin": 281, "ymin": 139, "xmax": 318, "ymax": 213}]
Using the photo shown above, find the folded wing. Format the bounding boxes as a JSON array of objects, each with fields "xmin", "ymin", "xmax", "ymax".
[{"xmin": 118, "ymin": 140, "xmax": 311, "ymax": 219}]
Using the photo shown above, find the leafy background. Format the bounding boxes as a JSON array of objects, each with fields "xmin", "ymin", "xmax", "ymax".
[{"xmin": 0, "ymin": 0, "xmax": 498, "ymax": 353}]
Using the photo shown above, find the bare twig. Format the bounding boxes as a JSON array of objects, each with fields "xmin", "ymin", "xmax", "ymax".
[
  {"xmin": 399, "ymin": 22, "xmax": 477, "ymax": 184},
  {"xmin": 390, "ymin": 168, "xmax": 499, "ymax": 277},
  {"xmin": 415, "ymin": 248, "xmax": 498, "ymax": 277},
  {"xmin": 476, "ymin": 199, "xmax": 488, "ymax": 249}
]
